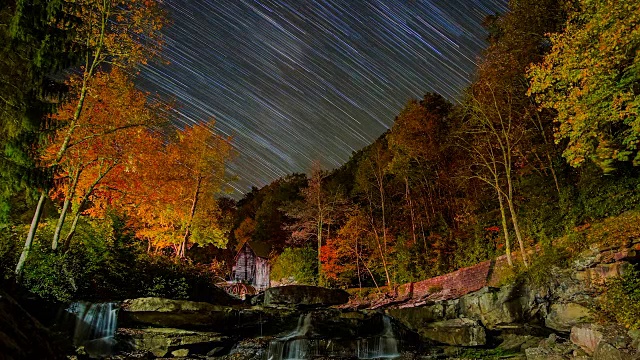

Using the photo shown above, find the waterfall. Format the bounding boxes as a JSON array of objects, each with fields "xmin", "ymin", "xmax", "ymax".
[
  {"xmin": 356, "ymin": 316, "xmax": 399, "ymax": 359},
  {"xmin": 265, "ymin": 313, "xmax": 399, "ymax": 360},
  {"xmin": 267, "ymin": 313, "xmax": 314, "ymax": 360},
  {"xmin": 65, "ymin": 301, "xmax": 119, "ymax": 353}
]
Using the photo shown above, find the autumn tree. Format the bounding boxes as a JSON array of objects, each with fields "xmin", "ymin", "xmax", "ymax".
[
  {"xmin": 335, "ymin": 208, "xmax": 382, "ymax": 289},
  {"xmin": 528, "ymin": 0, "xmax": 640, "ymax": 172},
  {"xmin": 15, "ymin": 0, "xmax": 166, "ymax": 277},
  {"xmin": 387, "ymin": 95, "xmax": 460, "ymax": 246},
  {"xmin": 354, "ymin": 140, "xmax": 394, "ymax": 286},
  {"xmin": 45, "ymin": 69, "xmax": 163, "ymax": 250},
  {"xmin": 477, "ymin": 0, "xmax": 568, "ymax": 195},
  {"xmin": 129, "ymin": 120, "xmax": 232, "ymax": 258},
  {"xmin": 234, "ymin": 217, "xmax": 257, "ymax": 251},
  {"xmin": 460, "ymin": 84, "xmax": 534, "ymax": 268},
  {"xmin": 286, "ymin": 162, "xmax": 350, "ymax": 284},
  {"xmin": 173, "ymin": 122, "xmax": 232, "ymax": 258}
]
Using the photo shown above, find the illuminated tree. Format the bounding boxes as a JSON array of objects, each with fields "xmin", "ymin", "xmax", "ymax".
[
  {"xmin": 529, "ymin": 0, "xmax": 640, "ymax": 171},
  {"xmin": 15, "ymin": 0, "xmax": 166, "ymax": 277},
  {"xmin": 45, "ymin": 69, "xmax": 162, "ymax": 250}
]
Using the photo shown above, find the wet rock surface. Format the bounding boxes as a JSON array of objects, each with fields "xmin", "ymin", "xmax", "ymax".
[
  {"xmin": 120, "ymin": 297, "xmax": 237, "ymax": 330},
  {"xmin": 418, "ymin": 318, "xmax": 486, "ymax": 346},
  {"xmin": 12, "ymin": 240, "xmax": 640, "ymax": 359},
  {"xmin": 263, "ymin": 285, "xmax": 350, "ymax": 307}
]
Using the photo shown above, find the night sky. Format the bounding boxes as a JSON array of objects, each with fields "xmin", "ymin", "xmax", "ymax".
[{"xmin": 138, "ymin": 0, "xmax": 508, "ymax": 197}]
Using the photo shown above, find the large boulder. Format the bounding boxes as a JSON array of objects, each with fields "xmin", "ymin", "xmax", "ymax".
[
  {"xmin": 263, "ymin": 285, "xmax": 349, "ymax": 307},
  {"xmin": 387, "ymin": 302, "xmax": 451, "ymax": 327},
  {"xmin": 120, "ymin": 297, "xmax": 237, "ymax": 330},
  {"xmin": 458, "ymin": 285, "xmax": 533, "ymax": 329},
  {"xmin": 544, "ymin": 303, "xmax": 592, "ymax": 332},
  {"xmin": 117, "ymin": 327, "xmax": 229, "ymax": 357},
  {"xmin": 524, "ymin": 347, "xmax": 564, "ymax": 360},
  {"xmin": 498, "ymin": 334, "xmax": 544, "ymax": 352},
  {"xmin": 593, "ymin": 342, "xmax": 624, "ymax": 360},
  {"xmin": 416, "ymin": 318, "xmax": 486, "ymax": 346},
  {"xmin": 570, "ymin": 324, "xmax": 602, "ymax": 355}
]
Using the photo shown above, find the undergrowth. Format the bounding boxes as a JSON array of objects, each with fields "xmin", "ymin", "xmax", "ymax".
[{"xmin": 599, "ymin": 264, "xmax": 640, "ymax": 330}]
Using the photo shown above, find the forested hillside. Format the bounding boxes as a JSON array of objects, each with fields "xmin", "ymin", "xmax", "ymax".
[
  {"xmin": 1, "ymin": 0, "xmax": 639, "ymax": 306},
  {"xmin": 231, "ymin": 0, "xmax": 640, "ymax": 289}
]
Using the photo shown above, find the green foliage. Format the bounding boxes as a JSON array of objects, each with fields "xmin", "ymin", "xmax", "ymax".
[
  {"xmin": 521, "ymin": 237, "xmax": 570, "ymax": 288},
  {"xmin": 573, "ymin": 164, "xmax": 640, "ymax": 221},
  {"xmin": 528, "ymin": 0, "xmax": 640, "ymax": 171},
  {"xmin": 600, "ymin": 265, "xmax": 640, "ymax": 330},
  {"xmin": 7, "ymin": 214, "xmax": 228, "ymax": 302},
  {"xmin": 0, "ymin": 225, "xmax": 21, "ymax": 280},
  {"xmin": 145, "ymin": 276, "xmax": 189, "ymax": 299},
  {"xmin": 0, "ymin": 0, "xmax": 81, "ymax": 222},
  {"xmin": 457, "ymin": 347, "xmax": 519, "ymax": 359},
  {"xmin": 391, "ymin": 236, "xmax": 431, "ymax": 283},
  {"xmin": 453, "ymin": 227, "xmax": 498, "ymax": 270},
  {"xmin": 271, "ymin": 246, "xmax": 318, "ymax": 285}
]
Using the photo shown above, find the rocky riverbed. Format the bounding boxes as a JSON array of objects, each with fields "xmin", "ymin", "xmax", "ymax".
[{"xmin": 2, "ymin": 240, "xmax": 640, "ymax": 360}]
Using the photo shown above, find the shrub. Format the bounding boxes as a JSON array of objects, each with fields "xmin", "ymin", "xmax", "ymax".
[
  {"xmin": 599, "ymin": 265, "xmax": 640, "ymax": 330},
  {"xmin": 17, "ymin": 214, "xmax": 228, "ymax": 302},
  {"xmin": 271, "ymin": 246, "xmax": 317, "ymax": 285}
]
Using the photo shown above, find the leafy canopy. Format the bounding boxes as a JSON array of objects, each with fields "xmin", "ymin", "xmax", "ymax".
[{"xmin": 528, "ymin": 0, "xmax": 640, "ymax": 171}]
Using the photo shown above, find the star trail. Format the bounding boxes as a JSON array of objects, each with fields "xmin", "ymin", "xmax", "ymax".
[{"xmin": 138, "ymin": 0, "xmax": 508, "ymax": 197}]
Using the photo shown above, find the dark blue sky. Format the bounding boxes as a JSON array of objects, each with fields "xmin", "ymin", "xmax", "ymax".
[{"xmin": 139, "ymin": 0, "xmax": 508, "ymax": 197}]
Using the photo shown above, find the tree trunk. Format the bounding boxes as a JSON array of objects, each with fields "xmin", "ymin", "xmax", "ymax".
[
  {"xmin": 547, "ymin": 153, "xmax": 561, "ymax": 196},
  {"xmin": 17, "ymin": 9, "xmax": 108, "ymax": 279},
  {"xmin": 15, "ymin": 193, "xmax": 46, "ymax": 279},
  {"xmin": 405, "ymin": 176, "xmax": 417, "ymax": 245},
  {"xmin": 505, "ymin": 163, "xmax": 528, "ymax": 268},
  {"xmin": 497, "ymin": 189, "xmax": 513, "ymax": 267},
  {"xmin": 371, "ymin": 224, "xmax": 392, "ymax": 287},
  {"xmin": 62, "ymin": 162, "xmax": 117, "ymax": 249},
  {"xmin": 179, "ymin": 176, "xmax": 202, "ymax": 259},
  {"xmin": 52, "ymin": 167, "xmax": 82, "ymax": 250},
  {"xmin": 506, "ymin": 197, "xmax": 528, "ymax": 267},
  {"xmin": 357, "ymin": 251, "xmax": 379, "ymax": 291},
  {"xmin": 355, "ymin": 237, "xmax": 362, "ymax": 289}
]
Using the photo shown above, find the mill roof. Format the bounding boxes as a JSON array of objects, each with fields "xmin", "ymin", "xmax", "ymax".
[{"xmin": 235, "ymin": 241, "xmax": 271, "ymax": 259}]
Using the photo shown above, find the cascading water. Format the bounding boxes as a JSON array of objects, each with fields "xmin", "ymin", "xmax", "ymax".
[
  {"xmin": 356, "ymin": 316, "xmax": 399, "ymax": 359},
  {"xmin": 266, "ymin": 313, "xmax": 399, "ymax": 360},
  {"xmin": 65, "ymin": 301, "xmax": 119, "ymax": 356},
  {"xmin": 267, "ymin": 313, "xmax": 314, "ymax": 360}
]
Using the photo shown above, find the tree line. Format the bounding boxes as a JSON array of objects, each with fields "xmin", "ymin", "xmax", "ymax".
[
  {"xmin": 0, "ymin": 0, "xmax": 232, "ymax": 290},
  {"xmin": 1, "ymin": 0, "xmax": 638, "ymax": 298},
  {"xmin": 229, "ymin": 0, "xmax": 640, "ymax": 288}
]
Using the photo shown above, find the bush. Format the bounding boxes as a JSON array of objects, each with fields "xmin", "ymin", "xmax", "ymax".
[
  {"xmin": 521, "ymin": 238, "xmax": 570, "ymax": 288},
  {"xmin": 600, "ymin": 265, "xmax": 640, "ymax": 330},
  {"xmin": 271, "ymin": 246, "xmax": 317, "ymax": 285},
  {"xmin": 0, "ymin": 225, "xmax": 21, "ymax": 281},
  {"xmin": 19, "ymin": 215, "xmax": 142, "ymax": 301},
  {"xmin": 15, "ymin": 214, "xmax": 228, "ymax": 302}
]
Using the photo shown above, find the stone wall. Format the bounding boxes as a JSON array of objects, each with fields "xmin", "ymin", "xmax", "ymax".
[
  {"xmin": 395, "ymin": 252, "xmax": 522, "ymax": 303},
  {"xmin": 397, "ymin": 260, "xmax": 491, "ymax": 301}
]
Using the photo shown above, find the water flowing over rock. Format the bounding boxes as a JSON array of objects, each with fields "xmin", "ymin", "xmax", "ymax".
[
  {"xmin": 264, "ymin": 313, "xmax": 400, "ymax": 360},
  {"xmin": 356, "ymin": 316, "xmax": 399, "ymax": 359},
  {"xmin": 65, "ymin": 302, "xmax": 118, "ymax": 357}
]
